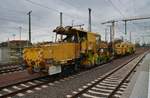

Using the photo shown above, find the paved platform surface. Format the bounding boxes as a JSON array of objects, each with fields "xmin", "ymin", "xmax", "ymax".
[{"xmin": 122, "ymin": 53, "xmax": 150, "ymax": 98}]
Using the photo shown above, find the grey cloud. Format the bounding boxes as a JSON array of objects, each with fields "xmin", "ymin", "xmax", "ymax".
[{"xmin": 0, "ymin": 0, "xmax": 150, "ymax": 43}]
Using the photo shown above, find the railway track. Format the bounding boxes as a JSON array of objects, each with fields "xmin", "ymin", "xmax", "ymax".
[
  {"xmin": 0, "ymin": 65, "xmax": 24, "ymax": 74},
  {"xmin": 66, "ymin": 52, "xmax": 147, "ymax": 98},
  {"xmin": 0, "ymin": 51, "xmax": 146, "ymax": 98},
  {"xmin": 0, "ymin": 75, "xmax": 53, "ymax": 97}
]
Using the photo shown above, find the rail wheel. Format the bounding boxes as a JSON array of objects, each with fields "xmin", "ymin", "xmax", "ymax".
[
  {"xmin": 27, "ymin": 67, "xmax": 34, "ymax": 74},
  {"xmin": 74, "ymin": 62, "xmax": 80, "ymax": 72}
]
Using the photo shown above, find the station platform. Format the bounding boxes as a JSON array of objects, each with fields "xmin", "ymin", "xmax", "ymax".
[{"xmin": 122, "ymin": 53, "xmax": 150, "ymax": 98}]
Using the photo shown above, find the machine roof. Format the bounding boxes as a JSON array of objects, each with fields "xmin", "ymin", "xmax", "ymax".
[{"xmin": 53, "ymin": 26, "xmax": 100, "ymax": 36}]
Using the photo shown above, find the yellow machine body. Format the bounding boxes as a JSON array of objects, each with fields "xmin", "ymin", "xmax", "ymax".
[
  {"xmin": 23, "ymin": 43, "xmax": 80, "ymax": 67},
  {"xmin": 99, "ymin": 41, "xmax": 109, "ymax": 56},
  {"xmin": 23, "ymin": 26, "xmax": 102, "ymax": 74},
  {"xmin": 23, "ymin": 26, "xmax": 135, "ymax": 75},
  {"xmin": 115, "ymin": 42, "xmax": 135, "ymax": 56},
  {"xmin": 80, "ymin": 32, "xmax": 99, "ymax": 67},
  {"xmin": 23, "ymin": 43, "xmax": 81, "ymax": 74}
]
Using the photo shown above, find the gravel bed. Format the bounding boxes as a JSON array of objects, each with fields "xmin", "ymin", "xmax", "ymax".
[{"xmin": 14, "ymin": 52, "xmax": 143, "ymax": 98}]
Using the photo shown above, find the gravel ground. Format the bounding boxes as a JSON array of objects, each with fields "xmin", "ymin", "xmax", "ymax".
[
  {"xmin": 0, "ymin": 63, "xmax": 18, "ymax": 68},
  {"xmin": 0, "ymin": 70, "xmax": 45, "ymax": 88},
  {"xmin": 13, "ymin": 50, "xmax": 146, "ymax": 98}
]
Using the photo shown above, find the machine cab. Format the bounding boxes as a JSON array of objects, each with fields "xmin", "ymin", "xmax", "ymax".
[
  {"xmin": 53, "ymin": 26, "xmax": 101, "ymax": 53},
  {"xmin": 53, "ymin": 26, "xmax": 79, "ymax": 43}
]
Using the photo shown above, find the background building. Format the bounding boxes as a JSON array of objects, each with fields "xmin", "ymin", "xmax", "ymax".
[{"xmin": 0, "ymin": 40, "xmax": 32, "ymax": 64}]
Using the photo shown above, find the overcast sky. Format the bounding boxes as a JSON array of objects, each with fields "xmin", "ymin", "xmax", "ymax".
[{"xmin": 0, "ymin": 0, "xmax": 150, "ymax": 44}]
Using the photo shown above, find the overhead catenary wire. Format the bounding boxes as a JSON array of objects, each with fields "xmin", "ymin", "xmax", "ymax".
[
  {"xmin": 0, "ymin": 9, "xmax": 46, "ymax": 25},
  {"xmin": 0, "ymin": 0, "xmax": 149, "ymax": 43},
  {"xmin": 0, "ymin": 16, "xmax": 43, "ymax": 27},
  {"xmin": 105, "ymin": 0, "xmax": 125, "ymax": 18},
  {"xmin": 59, "ymin": 0, "xmax": 98, "ymax": 19},
  {"xmin": 118, "ymin": 0, "xmax": 124, "ymax": 7},
  {"xmin": 103, "ymin": 0, "xmax": 150, "ymax": 40},
  {"xmin": 132, "ymin": 22, "xmax": 150, "ymax": 33},
  {"xmin": 60, "ymin": 0, "xmax": 80, "ymax": 10},
  {"xmin": 24, "ymin": 0, "xmax": 85, "ymax": 20},
  {"xmin": 25, "ymin": 0, "xmax": 105, "ymax": 33},
  {"xmin": 0, "ymin": 6, "xmax": 26, "ymax": 15},
  {"xmin": 0, "ymin": 26, "xmax": 28, "ymax": 31},
  {"xmin": 0, "ymin": 17, "xmax": 26, "ymax": 23},
  {"xmin": 59, "ymin": 0, "xmax": 105, "ymax": 31},
  {"xmin": 25, "ymin": 0, "xmax": 59, "ymax": 12}
]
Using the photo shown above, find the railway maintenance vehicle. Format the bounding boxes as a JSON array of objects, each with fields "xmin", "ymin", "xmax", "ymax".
[{"xmin": 23, "ymin": 26, "xmax": 135, "ymax": 75}]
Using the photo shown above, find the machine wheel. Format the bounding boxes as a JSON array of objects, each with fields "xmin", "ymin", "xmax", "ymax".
[
  {"xmin": 33, "ymin": 67, "xmax": 41, "ymax": 72},
  {"xmin": 74, "ymin": 64, "xmax": 79, "ymax": 72},
  {"xmin": 27, "ymin": 67, "xmax": 34, "ymax": 74}
]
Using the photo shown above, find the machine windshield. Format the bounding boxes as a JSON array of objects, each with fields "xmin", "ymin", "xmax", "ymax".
[{"xmin": 55, "ymin": 34, "xmax": 78, "ymax": 43}]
